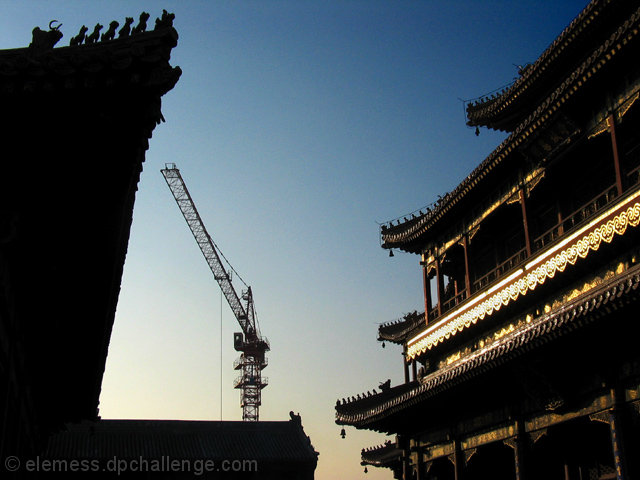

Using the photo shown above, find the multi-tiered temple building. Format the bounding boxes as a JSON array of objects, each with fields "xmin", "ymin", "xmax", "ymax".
[{"xmin": 336, "ymin": 1, "xmax": 640, "ymax": 478}]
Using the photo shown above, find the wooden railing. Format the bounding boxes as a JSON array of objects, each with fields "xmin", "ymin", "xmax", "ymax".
[
  {"xmin": 532, "ymin": 185, "xmax": 617, "ymax": 252},
  {"xmin": 626, "ymin": 163, "xmax": 640, "ymax": 188},
  {"xmin": 440, "ymin": 289, "xmax": 468, "ymax": 314},
  {"xmin": 430, "ymin": 181, "xmax": 623, "ymax": 321},
  {"xmin": 472, "ymin": 248, "xmax": 528, "ymax": 294}
]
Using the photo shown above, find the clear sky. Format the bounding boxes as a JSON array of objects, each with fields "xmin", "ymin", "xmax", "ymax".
[{"xmin": 3, "ymin": 1, "xmax": 589, "ymax": 478}]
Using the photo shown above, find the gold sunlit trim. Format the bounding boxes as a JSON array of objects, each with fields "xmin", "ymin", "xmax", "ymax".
[
  {"xmin": 524, "ymin": 190, "xmax": 640, "ymax": 270},
  {"xmin": 406, "ymin": 191, "xmax": 640, "ymax": 359},
  {"xmin": 487, "ymin": 268, "xmax": 525, "ymax": 295}
]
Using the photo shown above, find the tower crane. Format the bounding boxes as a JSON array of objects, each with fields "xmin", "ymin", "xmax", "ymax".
[{"xmin": 161, "ymin": 163, "xmax": 269, "ymax": 421}]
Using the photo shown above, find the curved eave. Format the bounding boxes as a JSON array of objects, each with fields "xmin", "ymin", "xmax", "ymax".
[
  {"xmin": 335, "ymin": 267, "xmax": 640, "ymax": 429},
  {"xmin": 378, "ymin": 312, "xmax": 425, "ymax": 344},
  {"xmin": 336, "ymin": 382, "xmax": 419, "ymax": 421},
  {"xmin": 466, "ymin": 0, "xmax": 618, "ymax": 131},
  {"xmin": 361, "ymin": 443, "xmax": 401, "ymax": 467},
  {"xmin": 382, "ymin": 5, "xmax": 640, "ymax": 253}
]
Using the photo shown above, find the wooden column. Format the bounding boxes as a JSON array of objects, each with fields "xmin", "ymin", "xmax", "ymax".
[
  {"xmin": 415, "ymin": 446, "xmax": 424, "ymax": 480},
  {"xmin": 398, "ymin": 436, "xmax": 410, "ymax": 480},
  {"xmin": 462, "ymin": 235, "xmax": 471, "ymax": 294},
  {"xmin": 609, "ymin": 387, "xmax": 629, "ymax": 480},
  {"xmin": 412, "ymin": 360, "xmax": 417, "ymax": 381},
  {"xmin": 422, "ymin": 264, "xmax": 433, "ymax": 325},
  {"xmin": 607, "ymin": 114, "xmax": 624, "ymax": 196},
  {"xmin": 403, "ymin": 452, "xmax": 410, "ymax": 480},
  {"xmin": 513, "ymin": 420, "xmax": 527, "ymax": 480},
  {"xmin": 453, "ymin": 439, "xmax": 464, "ymax": 480},
  {"xmin": 556, "ymin": 204, "xmax": 564, "ymax": 237},
  {"xmin": 435, "ymin": 256, "xmax": 444, "ymax": 317},
  {"xmin": 519, "ymin": 189, "xmax": 532, "ymax": 256},
  {"xmin": 403, "ymin": 355, "xmax": 410, "ymax": 384}
]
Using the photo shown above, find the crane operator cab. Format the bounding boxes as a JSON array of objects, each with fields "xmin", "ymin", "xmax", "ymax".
[{"xmin": 233, "ymin": 332, "xmax": 244, "ymax": 351}]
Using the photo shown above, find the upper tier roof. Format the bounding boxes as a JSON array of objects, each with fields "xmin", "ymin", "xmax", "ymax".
[
  {"xmin": 382, "ymin": 0, "xmax": 640, "ymax": 253},
  {"xmin": 0, "ymin": 15, "xmax": 181, "ymax": 100},
  {"xmin": 465, "ymin": 0, "xmax": 636, "ymax": 132}
]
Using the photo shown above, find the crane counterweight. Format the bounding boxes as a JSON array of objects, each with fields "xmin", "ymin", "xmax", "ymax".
[{"xmin": 161, "ymin": 163, "xmax": 269, "ymax": 421}]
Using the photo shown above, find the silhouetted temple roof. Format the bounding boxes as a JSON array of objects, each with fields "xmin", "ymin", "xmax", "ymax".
[
  {"xmin": 382, "ymin": 0, "xmax": 640, "ymax": 253},
  {"xmin": 336, "ymin": 265, "xmax": 640, "ymax": 431},
  {"xmin": 0, "ymin": 15, "xmax": 181, "ymax": 114},
  {"xmin": 45, "ymin": 419, "xmax": 319, "ymax": 464},
  {"xmin": 0, "ymin": 12, "xmax": 180, "ymax": 441}
]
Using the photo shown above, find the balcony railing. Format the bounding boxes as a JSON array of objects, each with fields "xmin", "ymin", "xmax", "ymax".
[
  {"xmin": 440, "ymin": 289, "xmax": 469, "ymax": 314},
  {"xmin": 533, "ymin": 185, "xmax": 617, "ymax": 252},
  {"xmin": 472, "ymin": 248, "xmax": 528, "ymax": 294},
  {"xmin": 626, "ymin": 163, "xmax": 640, "ymax": 188},
  {"xmin": 430, "ymin": 180, "xmax": 624, "ymax": 322}
]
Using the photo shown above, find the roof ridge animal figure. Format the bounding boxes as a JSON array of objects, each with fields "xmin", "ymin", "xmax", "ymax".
[
  {"xmin": 101, "ymin": 20, "xmax": 119, "ymax": 42},
  {"xmin": 132, "ymin": 12, "xmax": 150, "ymax": 34},
  {"xmin": 29, "ymin": 20, "xmax": 63, "ymax": 50},
  {"xmin": 118, "ymin": 17, "xmax": 134, "ymax": 38},
  {"xmin": 69, "ymin": 25, "xmax": 87, "ymax": 46},
  {"xmin": 85, "ymin": 23, "xmax": 102, "ymax": 44}
]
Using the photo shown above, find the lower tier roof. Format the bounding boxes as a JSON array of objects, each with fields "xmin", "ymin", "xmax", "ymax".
[{"xmin": 336, "ymin": 263, "xmax": 640, "ymax": 431}]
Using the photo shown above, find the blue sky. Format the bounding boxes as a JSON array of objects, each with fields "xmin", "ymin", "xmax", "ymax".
[{"xmin": 2, "ymin": 1, "xmax": 588, "ymax": 478}]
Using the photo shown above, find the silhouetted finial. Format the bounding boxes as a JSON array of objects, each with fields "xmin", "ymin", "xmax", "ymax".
[
  {"xmin": 30, "ymin": 20, "xmax": 63, "ymax": 49},
  {"xmin": 155, "ymin": 10, "xmax": 175, "ymax": 30}
]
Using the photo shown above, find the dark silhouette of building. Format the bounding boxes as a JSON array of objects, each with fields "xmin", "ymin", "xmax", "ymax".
[
  {"xmin": 1, "ymin": 12, "xmax": 317, "ymax": 479},
  {"xmin": 336, "ymin": 1, "xmax": 640, "ymax": 478},
  {"xmin": 42, "ymin": 417, "xmax": 318, "ymax": 479},
  {"xmin": 0, "ymin": 12, "xmax": 181, "ymax": 466}
]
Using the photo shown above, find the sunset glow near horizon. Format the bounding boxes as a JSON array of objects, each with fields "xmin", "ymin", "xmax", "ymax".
[{"xmin": 2, "ymin": 1, "xmax": 589, "ymax": 478}]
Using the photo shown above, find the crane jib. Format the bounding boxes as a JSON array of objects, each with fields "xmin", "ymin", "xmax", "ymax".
[{"xmin": 161, "ymin": 163, "xmax": 269, "ymax": 421}]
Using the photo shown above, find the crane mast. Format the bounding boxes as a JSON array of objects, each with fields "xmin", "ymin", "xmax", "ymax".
[{"xmin": 161, "ymin": 163, "xmax": 269, "ymax": 421}]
